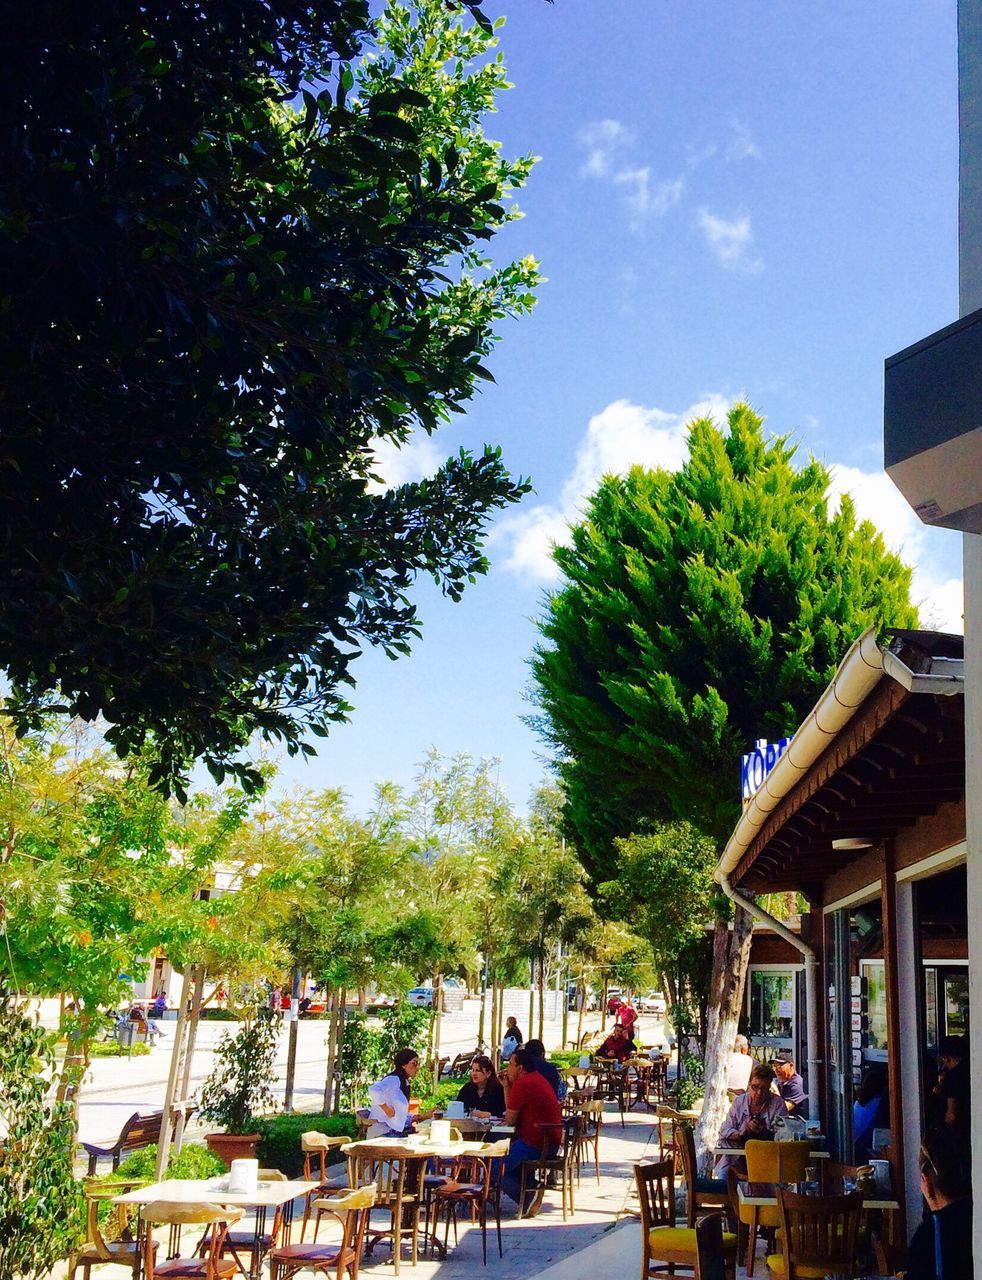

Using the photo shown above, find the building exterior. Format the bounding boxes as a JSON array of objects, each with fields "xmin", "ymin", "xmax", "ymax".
[{"xmin": 716, "ymin": 628, "xmax": 966, "ymax": 1234}]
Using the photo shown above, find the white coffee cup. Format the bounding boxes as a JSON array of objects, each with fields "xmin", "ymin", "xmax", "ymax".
[{"xmin": 227, "ymin": 1159, "xmax": 259, "ymax": 1194}]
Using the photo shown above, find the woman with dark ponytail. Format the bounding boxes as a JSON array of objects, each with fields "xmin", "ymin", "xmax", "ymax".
[{"xmin": 366, "ymin": 1048, "xmax": 422, "ymax": 1138}]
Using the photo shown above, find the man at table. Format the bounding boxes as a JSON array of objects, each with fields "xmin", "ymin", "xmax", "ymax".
[
  {"xmin": 715, "ymin": 1063, "xmax": 786, "ymax": 1173},
  {"xmin": 525, "ymin": 1039, "xmax": 567, "ymax": 1101},
  {"xmin": 596, "ymin": 1024, "xmax": 636, "ymax": 1062},
  {"xmin": 905, "ymin": 1126, "xmax": 972, "ymax": 1280},
  {"xmin": 498, "ymin": 1047, "xmax": 562, "ymax": 1215},
  {"xmin": 773, "ymin": 1050, "xmax": 808, "ymax": 1117},
  {"xmin": 726, "ymin": 1034, "xmax": 753, "ymax": 1092}
]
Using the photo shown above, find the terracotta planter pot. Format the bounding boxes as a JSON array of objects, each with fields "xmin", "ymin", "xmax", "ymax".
[{"xmin": 204, "ymin": 1131, "xmax": 260, "ymax": 1169}]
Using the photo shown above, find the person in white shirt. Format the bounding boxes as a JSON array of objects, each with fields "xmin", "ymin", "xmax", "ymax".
[
  {"xmin": 366, "ymin": 1048, "xmax": 420, "ymax": 1138},
  {"xmin": 726, "ymin": 1033, "xmax": 753, "ymax": 1092}
]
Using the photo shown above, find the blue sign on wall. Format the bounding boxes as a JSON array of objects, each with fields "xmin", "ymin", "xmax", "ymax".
[{"xmin": 741, "ymin": 737, "xmax": 791, "ymax": 801}]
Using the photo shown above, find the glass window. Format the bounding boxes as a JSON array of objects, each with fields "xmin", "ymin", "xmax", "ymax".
[
  {"xmin": 861, "ymin": 962, "xmax": 888, "ymax": 1056},
  {"xmin": 944, "ymin": 972, "xmax": 969, "ymax": 1038},
  {"xmin": 749, "ymin": 971, "xmax": 794, "ymax": 1041}
]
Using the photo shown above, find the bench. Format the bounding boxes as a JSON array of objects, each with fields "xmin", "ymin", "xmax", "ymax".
[{"xmin": 81, "ymin": 1108, "xmax": 195, "ymax": 1176}]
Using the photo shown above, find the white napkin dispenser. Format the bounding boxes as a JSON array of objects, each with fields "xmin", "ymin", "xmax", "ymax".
[{"xmin": 227, "ymin": 1159, "xmax": 259, "ymax": 1194}]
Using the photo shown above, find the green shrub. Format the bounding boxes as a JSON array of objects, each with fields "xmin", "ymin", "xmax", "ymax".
[
  {"xmin": 414, "ymin": 1076, "xmax": 468, "ymax": 1113},
  {"xmin": 107, "ymin": 1142, "xmax": 227, "ymax": 1184},
  {"xmin": 550, "ymin": 1051, "xmax": 584, "ymax": 1069},
  {"xmin": 255, "ymin": 1112, "xmax": 358, "ymax": 1178},
  {"xmin": 200, "ymin": 1008, "xmax": 239, "ymax": 1020},
  {"xmin": 88, "ymin": 1039, "xmax": 151, "ymax": 1057}
]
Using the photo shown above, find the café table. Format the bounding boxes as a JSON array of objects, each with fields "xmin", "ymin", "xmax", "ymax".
[
  {"xmin": 341, "ymin": 1135, "xmax": 498, "ymax": 1264},
  {"xmin": 434, "ymin": 1116, "xmax": 514, "ymax": 1139},
  {"xmin": 113, "ymin": 1177, "xmax": 317, "ymax": 1280}
]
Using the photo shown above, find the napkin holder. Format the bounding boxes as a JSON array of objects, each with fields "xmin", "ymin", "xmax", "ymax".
[
  {"xmin": 429, "ymin": 1118, "xmax": 452, "ymax": 1145},
  {"xmin": 227, "ymin": 1159, "xmax": 259, "ymax": 1194},
  {"xmin": 445, "ymin": 1100, "xmax": 466, "ymax": 1119}
]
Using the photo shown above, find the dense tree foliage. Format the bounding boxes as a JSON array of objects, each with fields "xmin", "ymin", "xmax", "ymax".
[
  {"xmin": 531, "ymin": 403, "xmax": 919, "ymax": 881},
  {"xmin": 0, "ymin": 1, "xmax": 538, "ymax": 797}
]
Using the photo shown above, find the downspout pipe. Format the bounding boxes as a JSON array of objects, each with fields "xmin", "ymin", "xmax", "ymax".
[{"xmin": 719, "ymin": 870, "xmax": 820, "ymax": 1123}]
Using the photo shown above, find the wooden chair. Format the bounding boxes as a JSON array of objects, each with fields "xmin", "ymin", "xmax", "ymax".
[
  {"xmin": 634, "ymin": 1158, "xmax": 737, "ymax": 1280},
  {"xmin": 517, "ymin": 1115, "xmax": 582, "ymax": 1221},
  {"xmin": 430, "ymin": 1139, "xmax": 508, "ymax": 1265},
  {"xmin": 344, "ymin": 1145, "xmax": 423, "ymax": 1275},
  {"xmin": 300, "ymin": 1132, "xmax": 350, "ymax": 1241},
  {"xmin": 695, "ymin": 1212, "xmax": 729, "ymax": 1280},
  {"xmin": 574, "ymin": 1099, "xmax": 604, "ymax": 1185},
  {"xmin": 741, "ymin": 1140, "xmax": 814, "ymax": 1276},
  {"xmin": 767, "ymin": 1186, "xmax": 864, "ymax": 1278},
  {"xmin": 655, "ymin": 1104, "xmax": 683, "ymax": 1171},
  {"xmin": 269, "ymin": 1185, "xmax": 376, "ymax": 1280},
  {"xmin": 650, "ymin": 1055, "xmax": 668, "ymax": 1103},
  {"xmin": 215, "ymin": 1169, "xmax": 288, "ymax": 1277},
  {"xmin": 68, "ymin": 1179, "xmax": 152, "ymax": 1280},
  {"xmin": 141, "ymin": 1202, "xmax": 244, "ymax": 1280},
  {"xmin": 677, "ymin": 1125, "xmax": 730, "ymax": 1227}
]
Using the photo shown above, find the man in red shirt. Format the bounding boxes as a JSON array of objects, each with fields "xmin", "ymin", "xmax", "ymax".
[
  {"xmin": 597, "ymin": 1024, "xmax": 636, "ymax": 1062},
  {"xmin": 498, "ymin": 1047, "xmax": 562, "ymax": 1214}
]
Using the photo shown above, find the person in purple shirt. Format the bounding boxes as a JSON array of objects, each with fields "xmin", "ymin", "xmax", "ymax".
[
  {"xmin": 715, "ymin": 1063, "xmax": 787, "ymax": 1174},
  {"xmin": 773, "ymin": 1051, "xmax": 808, "ymax": 1118}
]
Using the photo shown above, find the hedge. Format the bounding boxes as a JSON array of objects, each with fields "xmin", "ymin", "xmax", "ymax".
[{"xmin": 254, "ymin": 1112, "xmax": 358, "ymax": 1178}]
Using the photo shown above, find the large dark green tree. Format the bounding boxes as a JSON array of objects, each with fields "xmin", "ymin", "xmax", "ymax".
[
  {"xmin": 531, "ymin": 402, "xmax": 919, "ymax": 1162},
  {"xmin": 532, "ymin": 404, "xmax": 919, "ymax": 882},
  {"xmin": 0, "ymin": 0, "xmax": 538, "ymax": 797}
]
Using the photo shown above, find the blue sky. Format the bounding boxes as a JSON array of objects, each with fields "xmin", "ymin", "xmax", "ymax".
[{"xmin": 270, "ymin": 0, "xmax": 964, "ymax": 815}]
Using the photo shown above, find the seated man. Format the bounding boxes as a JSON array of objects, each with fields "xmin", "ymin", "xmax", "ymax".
[
  {"xmin": 715, "ymin": 1063, "xmax": 786, "ymax": 1173},
  {"xmin": 905, "ymin": 1127, "xmax": 972, "ymax": 1280},
  {"xmin": 726, "ymin": 1033, "xmax": 753, "ymax": 1092},
  {"xmin": 596, "ymin": 1024, "xmax": 636, "ymax": 1062},
  {"xmin": 773, "ymin": 1051, "xmax": 808, "ymax": 1117},
  {"xmin": 524, "ymin": 1039, "xmax": 567, "ymax": 1100},
  {"xmin": 499, "ymin": 1047, "xmax": 563, "ymax": 1216}
]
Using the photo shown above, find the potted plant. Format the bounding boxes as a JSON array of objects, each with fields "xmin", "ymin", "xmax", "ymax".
[{"xmin": 198, "ymin": 1010, "xmax": 280, "ymax": 1168}]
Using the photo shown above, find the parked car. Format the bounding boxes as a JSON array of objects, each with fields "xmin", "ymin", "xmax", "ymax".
[
  {"xmin": 405, "ymin": 986, "xmax": 434, "ymax": 1006},
  {"xmin": 638, "ymin": 992, "xmax": 668, "ymax": 1015}
]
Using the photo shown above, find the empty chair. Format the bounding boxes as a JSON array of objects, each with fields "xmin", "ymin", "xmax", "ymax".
[
  {"xmin": 141, "ymin": 1202, "xmax": 244, "ymax": 1280},
  {"xmin": 269, "ymin": 1185, "xmax": 376, "ymax": 1280},
  {"xmin": 68, "ymin": 1179, "xmax": 153, "ymax": 1280},
  {"xmin": 634, "ymin": 1158, "xmax": 737, "ymax": 1280},
  {"xmin": 741, "ymin": 1139, "xmax": 814, "ymax": 1276},
  {"xmin": 431, "ymin": 1139, "xmax": 509, "ymax": 1265},
  {"xmin": 767, "ymin": 1186, "xmax": 864, "ymax": 1279}
]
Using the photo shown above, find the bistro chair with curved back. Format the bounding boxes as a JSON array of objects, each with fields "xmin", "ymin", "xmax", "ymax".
[
  {"xmin": 68, "ymin": 1179, "xmax": 152, "ymax": 1280},
  {"xmin": 677, "ymin": 1125, "xmax": 730, "ymax": 1227},
  {"xmin": 574, "ymin": 1099, "xmax": 604, "ymax": 1186},
  {"xmin": 211, "ymin": 1169, "xmax": 288, "ymax": 1278},
  {"xmin": 430, "ymin": 1139, "xmax": 509, "ymax": 1265},
  {"xmin": 767, "ymin": 1186, "xmax": 864, "ymax": 1279},
  {"xmin": 741, "ymin": 1140, "xmax": 814, "ymax": 1277},
  {"xmin": 655, "ymin": 1105, "xmax": 683, "ymax": 1172},
  {"xmin": 517, "ymin": 1114, "xmax": 582, "ymax": 1221},
  {"xmin": 695, "ymin": 1212, "xmax": 729, "ymax": 1280},
  {"xmin": 633, "ymin": 1158, "xmax": 737, "ymax": 1280},
  {"xmin": 269, "ymin": 1185, "xmax": 377, "ymax": 1280},
  {"xmin": 300, "ymin": 1133, "xmax": 352, "ymax": 1241},
  {"xmin": 344, "ymin": 1144, "xmax": 422, "ymax": 1275},
  {"xmin": 650, "ymin": 1055, "xmax": 668, "ymax": 1104},
  {"xmin": 141, "ymin": 1202, "xmax": 244, "ymax": 1280}
]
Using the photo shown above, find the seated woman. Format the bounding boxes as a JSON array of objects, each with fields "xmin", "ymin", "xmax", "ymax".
[
  {"xmin": 853, "ymin": 1065, "xmax": 889, "ymax": 1162},
  {"xmin": 366, "ymin": 1048, "xmax": 421, "ymax": 1139},
  {"xmin": 715, "ymin": 1063, "xmax": 786, "ymax": 1174},
  {"xmin": 457, "ymin": 1055, "xmax": 506, "ymax": 1116}
]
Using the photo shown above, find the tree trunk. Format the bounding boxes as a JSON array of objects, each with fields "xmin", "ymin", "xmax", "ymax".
[
  {"xmin": 576, "ymin": 982, "xmax": 586, "ymax": 1048},
  {"xmin": 322, "ymin": 987, "xmax": 337, "ymax": 1113},
  {"xmin": 561, "ymin": 974, "xmax": 569, "ymax": 1050},
  {"xmin": 431, "ymin": 972, "xmax": 443, "ymax": 1092},
  {"xmin": 489, "ymin": 980, "xmax": 498, "ymax": 1065},
  {"xmin": 695, "ymin": 905, "xmax": 755, "ymax": 1173},
  {"xmin": 600, "ymin": 977, "xmax": 609, "ymax": 1031},
  {"xmin": 537, "ymin": 956, "xmax": 545, "ymax": 1041},
  {"xmin": 284, "ymin": 964, "xmax": 302, "ymax": 1112},
  {"xmin": 332, "ymin": 989, "xmax": 347, "ymax": 1113},
  {"xmin": 478, "ymin": 961, "xmax": 488, "ymax": 1049},
  {"xmin": 661, "ymin": 970, "xmax": 678, "ymax": 1009},
  {"xmin": 528, "ymin": 960, "xmax": 535, "ymax": 1037}
]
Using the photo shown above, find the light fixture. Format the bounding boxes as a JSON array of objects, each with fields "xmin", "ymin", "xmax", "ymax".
[{"xmin": 831, "ymin": 837, "xmax": 874, "ymax": 851}]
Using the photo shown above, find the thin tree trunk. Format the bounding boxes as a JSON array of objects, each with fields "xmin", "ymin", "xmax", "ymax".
[
  {"xmin": 537, "ymin": 956, "xmax": 545, "ymax": 1041},
  {"xmin": 431, "ymin": 972, "xmax": 443, "ymax": 1092},
  {"xmin": 561, "ymin": 973, "xmax": 569, "ymax": 1050},
  {"xmin": 576, "ymin": 982, "xmax": 586, "ymax": 1048},
  {"xmin": 661, "ymin": 970, "xmax": 678, "ymax": 1009},
  {"xmin": 601, "ymin": 977, "xmax": 609, "ymax": 1031},
  {"xmin": 332, "ymin": 988, "xmax": 347, "ymax": 1113},
  {"xmin": 489, "ymin": 980, "xmax": 498, "ymax": 1065},
  {"xmin": 284, "ymin": 964, "xmax": 302, "ymax": 1112},
  {"xmin": 528, "ymin": 959, "xmax": 535, "ymax": 1037},
  {"xmin": 695, "ymin": 905, "xmax": 755, "ymax": 1173},
  {"xmin": 478, "ymin": 961, "xmax": 488, "ymax": 1049},
  {"xmin": 323, "ymin": 987, "xmax": 337, "ymax": 1113}
]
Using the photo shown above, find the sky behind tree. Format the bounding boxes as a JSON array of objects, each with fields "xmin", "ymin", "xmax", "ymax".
[{"xmin": 265, "ymin": 0, "xmax": 963, "ymax": 814}]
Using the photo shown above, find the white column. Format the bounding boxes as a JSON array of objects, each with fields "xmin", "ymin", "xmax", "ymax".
[{"xmin": 961, "ymin": 0, "xmax": 982, "ymax": 1257}]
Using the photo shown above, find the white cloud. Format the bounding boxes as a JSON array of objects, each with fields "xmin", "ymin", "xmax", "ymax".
[
  {"xmin": 493, "ymin": 394, "xmax": 731, "ymax": 582},
  {"xmin": 578, "ymin": 118, "xmax": 632, "ymax": 179},
  {"xmin": 829, "ymin": 463, "xmax": 964, "ymax": 633},
  {"xmin": 494, "ymin": 400, "xmax": 965, "ymax": 634},
  {"xmin": 697, "ymin": 208, "xmax": 764, "ymax": 273},
  {"xmin": 728, "ymin": 119, "xmax": 762, "ymax": 161},
  {"xmin": 369, "ymin": 433, "xmax": 444, "ymax": 491}
]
